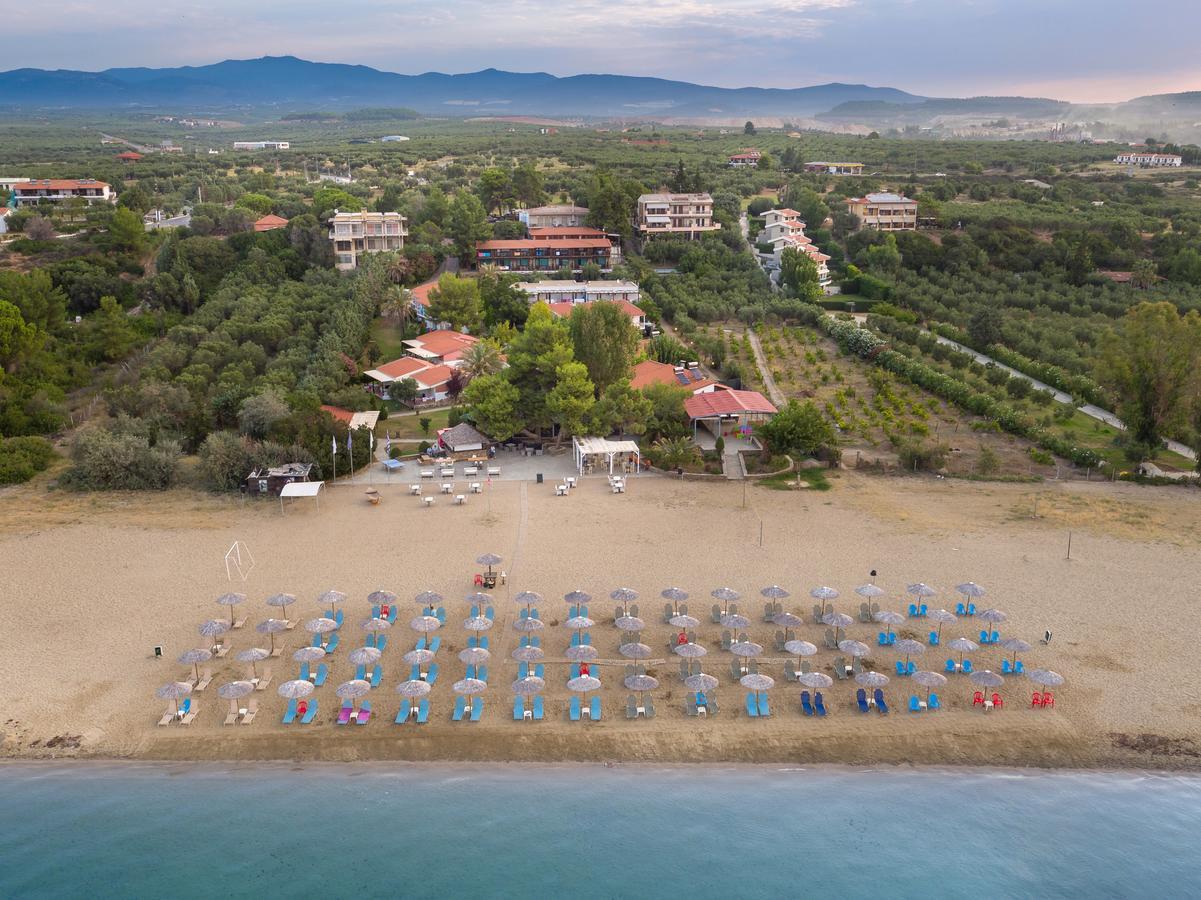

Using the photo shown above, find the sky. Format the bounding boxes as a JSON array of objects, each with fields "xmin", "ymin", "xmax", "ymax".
[{"xmin": 10, "ymin": 0, "xmax": 1201, "ymax": 102}]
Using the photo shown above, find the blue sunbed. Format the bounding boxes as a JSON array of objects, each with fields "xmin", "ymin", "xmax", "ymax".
[
  {"xmin": 979, "ymin": 630, "xmax": 991, "ymax": 645},
  {"xmin": 520, "ymin": 608, "xmax": 529, "ymax": 621},
  {"xmin": 470, "ymin": 605, "xmax": 479, "ymax": 618},
  {"xmin": 929, "ymin": 694, "xmax": 941, "ymax": 710},
  {"xmin": 534, "ymin": 664, "xmax": 544, "ymax": 679},
  {"xmin": 396, "ymin": 699, "xmax": 411, "ymax": 724},
  {"xmin": 356, "ymin": 700, "xmax": 372, "ymax": 725},
  {"xmin": 355, "ymin": 663, "xmax": 366, "ymax": 681},
  {"xmin": 905, "ymin": 661, "xmax": 915, "ymax": 675},
  {"xmin": 1015, "ymin": 660, "xmax": 1024, "ymax": 674},
  {"xmin": 369, "ymin": 665, "xmax": 381, "ymax": 688},
  {"xmin": 814, "ymin": 692, "xmax": 827, "ymax": 716},
  {"xmin": 514, "ymin": 697, "xmax": 525, "ymax": 720},
  {"xmin": 801, "ymin": 691, "xmax": 814, "ymax": 716},
  {"xmin": 372, "ymin": 635, "xmax": 388, "ymax": 652},
  {"xmin": 477, "ymin": 666, "xmax": 488, "ymax": 683},
  {"xmin": 427, "ymin": 663, "xmax": 439, "ymax": 684},
  {"xmin": 471, "ymin": 697, "xmax": 483, "ymax": 722},
  {"xmin": 299, "ymin": 662, "xmax": 310, "ymax": 681},
  {"xmin": 945, "ymin": 659, "xmax": 956, "ymax": 673},
  {"xmin": 465, "ymin": 664, "xmax": 476, "ymax": 680},
  {"xmin": 475, "ymin": 637, "xmax": 485, "ymax": 650},
  {"xmin": 416, "ymin": 699, "xmax": 429, "ymax": 724},
  {"xmin": 387, "ymin": 606, "xmax": 397, "ymax": 624},
  {"xmin": 570, "ymin": 695, "xmax": 581, "ymax": 721},
  {"xmin": 745, "ymin": 692, "xmax": 758, "ymax": 717},
  {"xmin": 518, "ymin": 662, "xmax": 528, "ymax": 678},
  {"xmin": 301, "ymin": 699, "xmax": 318, "ymax": 724},
  {"xmin": 311, "ymin": 633, "xmax": 322, "ymax": 648},
  {"xmin": 895, "ymin": 661, "xmax": 906, "ymax": 676},
  {"xmin": 878, "ymin": 632, "xmax": 889, "ymax": 646},
  {"xmin": 533, "ymin": 696, "xmax": 544, "ymax": 720},
  {"xmin": 325, "ymin": 632, "xmax": 339, "ymax": 654},
  {"xmin": 929, "ymin": 631, "xmax": 940, "ymax": 646},
  {"xmin": 409, "ymin": 664, "xmax": 421, "ymax": 682},
  {"xmin": 453, "ymin": 696, "xmax": 467, "ymax": 721},
  {"xmin": 571, "ymin": 632, "xmax": 580, "ymax": 647},
  {"xmin": 874, "ymin": 689, "xmax": 889, "ymax": 714},
  {"xmin": 856, "ymin": 688, "xmax": 870, "ymax": 713},
  {"xmin": 1002, "ymin": 659, "xmax": 1012, "ymax": 674},
  {"xmin": 909, "ymin": 696, "xmax": 921, "ymax": 712},
  {"xmin": 485, "ymin": 606, "xmax": 494, "ymax": 621},
  {"xmin": 758, "ymin": 693, "xmax": 770, "ymax": 717},
  {"xmin": 314, "ymin": 663, "xmax": 327, "ymax": 687},
  {"xmin": 589, "ymin": 696, "xmax": 601, "ymax": 721},
  {"xmin": 417, "ymin": 637, "xmax": 427, "ymax": 651},
  {"xmin": 962, "ymin": 659, "xmax": 973, "ymax": 674}
]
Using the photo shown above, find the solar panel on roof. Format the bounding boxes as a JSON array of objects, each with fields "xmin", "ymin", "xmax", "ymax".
[{"xmin": 675, "ymin": 373, "xmax": 690, "ymax": 385}]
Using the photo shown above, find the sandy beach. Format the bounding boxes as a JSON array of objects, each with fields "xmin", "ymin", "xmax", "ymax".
[{"xmin": 3, "ymin": 470, "xmax": 1201, "ymax": 769}]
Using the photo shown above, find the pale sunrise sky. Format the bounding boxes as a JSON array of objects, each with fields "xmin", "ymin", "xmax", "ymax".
[{"xmin": 8, "ymin": 0, "xmax": 1200, "ymax": 101}]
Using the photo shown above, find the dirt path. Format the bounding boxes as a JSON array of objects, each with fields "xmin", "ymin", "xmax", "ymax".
[{"xmin": 746, "ymin": 328, "xmax": 785, "ymax": 407}]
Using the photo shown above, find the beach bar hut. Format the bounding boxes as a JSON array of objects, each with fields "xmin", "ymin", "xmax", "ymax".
[
  {"xmin": 684, "ymin": 390, "xmax": 776, "ymax": 444},
  {"xmin": 437, "ymin": 423, "xmax": 492, "ymax": 457},
  {"xmin": 572, "ymin": 436, "xmax": 641, "ymax": 476},
  {"xmin": 244, "ymin": 462, "xmax": 315, "ymax": 496}
]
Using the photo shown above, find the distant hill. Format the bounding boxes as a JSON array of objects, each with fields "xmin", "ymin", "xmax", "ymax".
[{"xmin": 0, "ymin": 55, "xmax": 925, "ymax": 117}]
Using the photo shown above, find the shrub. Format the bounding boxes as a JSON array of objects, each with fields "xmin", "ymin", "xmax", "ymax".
[
  {"xmin": 898, "ymin": 440, "xmax": 950, "ymax": 472},
  {"xmin": 0, "ymin": 436, "xmax": 56, "ymax": 484},
  {"xmin": 198, "ymin": 431, "xmax": 256, "ymax": 491},
  {"xmin": 61, "ymin": 427, "xmax": 181, "ymax": 490}
]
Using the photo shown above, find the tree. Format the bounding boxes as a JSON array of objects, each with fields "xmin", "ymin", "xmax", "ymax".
[
  {"xmin": 583, "ymin": 172, "xmax": 642, "ymax": 239},
  {"xmin": 460, "ymin": 339, "xmax": 505, "ymax": 381},
  {"xmin": 480, "ymin": 272, "xmax": 528, "ymax": 329},
  {"xmin": 864, "ymin": 234, "xmax": 902, "ymax": 277},
  {"xmin": 448, "ymin": 190, "xmax": 492, "ymax": 262},
  {"xmin": 419, "ymin": 417, "xmax": 431, "ymax": 436},
  {"xmin": 80, "ymin": 295, "xmax": 139, "ymax": 362},
  {"xmin": 312, "ymin": 186, "xmax": 362, "ymax": 215},
  {"xmin": 786, "ymin": 186, "xmax": 829, "ymax": 230},
  {"xmin": 462, "ymin": 374, "xmax": 521, "ymax": 441},
  {"xmin": 744, "ymin": 121, "xmax": 756, "ymax": 135},
  {"xmin": 238, "ymin": 391, "xmax": 291, "ymax": 438},
  {"xmin": 569, "ymin": 301, "xmax": 639, "ymax": 393},
  {"xmin": 25, "ymin": 215, "xmax": 55, "ymax": 241},
  {"xmin": 0, "ymin": 269, "xmax": 67, "ymax": 332},
  {"xmin": 235, "ymin": 193, "xmax": 274, "ymax": 216},
  {"xmin": 0, "ymin": 300, "xmax": 41, "ymax": 373},
  {"xmin": 1130, "ymin": 258, "xmax": 1157, "ymax": 289},
  {"xmin": 512, "ymin": 163, "xmax": 546, "ymax": 207},
  {"xmin": 779, "ymin": 248, "xmax": 822, "ymax": 301},
  {"xmin": 651, "ymin": 436, "xmax": 697, "ymax": 469},
  {"xmin": 504, "ymin": 302, "xmax": 575, "ymax": 431},
  {"xmin": 757, "ymin": 400, "xmax": 836, "ymax": 458},
  {"xmin": 546, "ymin": 361, "xmax": 596, "ymax": 439},
  {"xmin": 1096, "ymin": 302, "xmax": 1201, "ymax": 454},
  {"xmin": 477, "ymin": 167, "xmax": 512, "ymax": 214},
  {"xmin": 445, "ymin": 369, "xmax": 465, "ymax": 400},
  {"xmin": 967, "ymin": 305, "xmax": 1005, "ymax": 347},
  {"xmin": 427, "ymin": 273, "xmax": 482, "ymax": 333},
  {"xmin": 589, "ymin": 378, "xmax": 653, "ymax": 436}
]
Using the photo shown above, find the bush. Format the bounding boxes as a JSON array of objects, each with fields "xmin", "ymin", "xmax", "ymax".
[
  {"xmin": 0, "ymin": 436, "xmax": 56, "ymax": 484},
  {"xmin": 198, "ymin": 431, "xmax": 255, "ymax": 491},
  {"xmin": 898, "ymin": 440, "xmax": 950, "ymax": 472},
  {"xmin": 61, "ymin": 427, "xmax": 181, "ymax": 490}
]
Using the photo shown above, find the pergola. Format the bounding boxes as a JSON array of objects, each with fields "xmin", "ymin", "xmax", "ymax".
[
  {"xmin": 279, "ymin": 480, "xmax": 325, "ymax": 513},
  {"xmin": 572, "ymin": 437, "xmax": 641, "ymax": 476}
]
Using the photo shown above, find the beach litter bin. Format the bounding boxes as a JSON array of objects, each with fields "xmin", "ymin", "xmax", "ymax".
[{"xmin": 536, "ymin": 473, "xmax": 543, "ymax": 484}]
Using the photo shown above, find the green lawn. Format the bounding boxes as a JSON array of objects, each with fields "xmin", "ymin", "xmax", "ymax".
[
  {"xmin": 377, "ymin": 407, "xmax": 450, "ymax": 440},
  {"xmin": 1054, "ymin": 411, "xmax": 1195, "ymax": 473},
  {"xmin": 370, "ymin": 317, "xmax": 408, "ymax": 363}
]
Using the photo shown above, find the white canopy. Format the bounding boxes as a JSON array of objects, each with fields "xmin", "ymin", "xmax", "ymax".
[
  {"xmin": 573, "ymin": 437, "xmax": 641, "ymax": 475},
  {"xmin": 279, "ymin": 480, "xmax": 325, "ymax": 512}
]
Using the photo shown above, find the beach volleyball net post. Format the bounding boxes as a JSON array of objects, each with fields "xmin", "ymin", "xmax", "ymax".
[{"xmin": 224, "ymin": 541, "xmax": 256, "ymax": 582}]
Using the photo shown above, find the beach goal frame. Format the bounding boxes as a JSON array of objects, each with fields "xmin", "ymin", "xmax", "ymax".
[{"xmin": 224, "ymin": 541, "xmax": 256, "ymax": 582}]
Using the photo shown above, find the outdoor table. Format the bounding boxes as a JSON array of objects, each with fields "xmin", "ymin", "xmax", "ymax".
[
  {"xmin": 409, "ymin": 485, "xmax": 421, "ymax": 495},
  {"xmin": 454, "ymin": 495, "xmax": 466, "ymax": 505},
  {"xmin": 918, "ymin": 699, "xmax": 928, "ymax": 710},
  {"xmin": 556, "ymin": 485, "xmax": 567, "ymax": 496},
  {"xmin": 441, "ymin": 483, "xmax": 452, "ymax": 494},
  {"xmin": 697, "ymin": 705, "xmax": 707, "ymax": 717},
  {"xmin": 565, "ymin": 477, "xmax": 577, "ymax": 488},
  {"xmin": 440, "ymin": 467, "xmax": 454, "ymax": 477},
  {"xmin": 423, "ymin": 497, "xmax": 434, "ymax": 507},
  {"xmin": 983, "ymin": 699, "xmax": 994, "ymax": 711},
  {"xmin": 420, "ymin": 469, "xmax": 434, "ymax": 479},
  {"xmin": 523, "ymin": 708, "xmax": 533, "ymax": 720},
  {"xmin": 470, "ymin": 483, "xmax": 482, "ymax": 493}
]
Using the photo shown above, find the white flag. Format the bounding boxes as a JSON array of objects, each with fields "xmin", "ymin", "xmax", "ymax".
[{"xmin": 331, "ymin": 434, "xmax": 337, "ymax": 456}]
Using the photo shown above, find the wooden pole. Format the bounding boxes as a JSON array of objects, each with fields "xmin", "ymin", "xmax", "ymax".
[{"xmin": 1066, "ymin": 531, "xmax": 1073, "ymax": 560}]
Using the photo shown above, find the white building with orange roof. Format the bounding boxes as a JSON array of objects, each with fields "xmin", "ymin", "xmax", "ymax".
[
  {"xmin": 402, "ymin": 329, "xmax": 478, "ymax": 364},
  {"xmin": 759, "ymin": 208, "xmax": 830, "ymax": 284},
  {"xmin": 12, "ymin": 178, "xmax": 113, "ymax": 207},
  {"xmin": 545, "ymin": 299, "xmax": 647, "ymax": 330},
  {"xmin": 629, "ymin": 360, "xmax": 723, "ymax": 394}
]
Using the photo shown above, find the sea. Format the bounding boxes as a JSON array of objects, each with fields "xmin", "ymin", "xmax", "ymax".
[{"xmin": 1, "ymin": 763, "xmax": 1199, "ymax": 898}]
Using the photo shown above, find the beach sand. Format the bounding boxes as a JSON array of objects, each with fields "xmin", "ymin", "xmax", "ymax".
[{"xmin": 3, "ymin": 471, "xmax": 1201, "ymax": 769}]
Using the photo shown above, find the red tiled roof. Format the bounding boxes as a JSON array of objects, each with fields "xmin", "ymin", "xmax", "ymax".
[
  {"xmin": 407, "ymin": 329, "xmax": 478, "ymax": 356},
  {"xmin": 409, "ymin": 364, "xmax": 454, "ymax": 389},
  {"xmin": 528, "ymin": 227, "xmax": 609, "ymax": 239},
  {"xmin": 15, "ymin": 179, "xmax": 109, "ymax": 191},
  {"xmin": 320, "ymin": 404, "xmax": 354, "ymax": 424},
  {"xmin": 373, "ymin": 357, "xmax": 431, "ymax": 380},
  {"xmin": 253, "ymin": 214, "xmax": 289, "ymax": 231},
  {"xmin": 629, "ymin": 360, "xmax": 718, "ymax": 392},
  {"xmin": 408, "ymin": 280, "xmax": 437, "ymax": 308},
  {"xmin": 546, "ymin": 300, "xmax": 645, "ymax": 320},
  {"xmin": 116, "ymin": 151, "xmax": 143, "ymax": 160},
  {"xmin": 477, "ymin": 238, "xmax": 612, "ymax": 250},
  {"xmin": 684, "ymin": 389, "xmax": 777, "ymax": 419}
]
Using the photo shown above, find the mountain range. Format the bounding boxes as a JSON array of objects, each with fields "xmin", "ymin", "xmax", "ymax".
[{"xmin": 0, "ymin": 57, "xmax": 1197, "ymax": 139}]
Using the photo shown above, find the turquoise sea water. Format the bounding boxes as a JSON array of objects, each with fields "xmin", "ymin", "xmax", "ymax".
[{"xmin": 1, "ymin": 763, "xmax": 1199, "ymax": 898}]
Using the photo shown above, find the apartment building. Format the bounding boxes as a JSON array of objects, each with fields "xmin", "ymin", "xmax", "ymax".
[
  {"xmin": 636, "ymin": 192, "xmax": 721, "ymax": 240},
  {"xmin": 528, "ymin": 226, "xmax": 622, "ymax": 264},
  {"xmin": 328, "ymin": 210, "xmax": 408, "ymax": 270},
  {"xmin": 513, "ymin": 280, "xmax": 640, "ymax": 305},
  {"xmin": 475, "ymin": 238, "xmax": 612, "ymax": 273},
  {"xmin": 1114, "ymin": 150, "xmax": 1183, "ymax": 167},
  {"xmin": 10, "ymin": 179, "xmax": 113, "ymax": 207},
  {"xmin": 759, "ymin": 208, "xmax": 830, "ymax": 285},
  {"xmin": 844, "ymin": 192, "xmax": 918, "ymax": 231},
  {"xmin": 804, "ymin": 161, "xmax": 864, "ymax": 175},
  {"xmin": 521, "ymin": 205, "xmax": 589, "ymax": 228}
]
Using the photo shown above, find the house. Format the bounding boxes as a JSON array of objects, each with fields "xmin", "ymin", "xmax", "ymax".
[
  {"xmin": 403, "ymin": 329, "xmax": 478, "ymax": 364},
  {"xmin": 528, "ymin": 225, "xmax": 621, "ymax": 263},
  {"xmin": 116, "ymin": 151, "xmax": 143, "ymax": 163},
  {"xmin": 329, "ymin": 210, "xmax": 408, "ymax": 270},
  {"xmin": 684, "ymin": 389, "xmax": 777, "ymax": 442},
  {"xmin": 546, "ymin": 299, "xmax": 646, "ymax": 329},
  {"xmin": 521, "ymin": 205, "xmax": 589, "ymax": 228},
  {"xmin": 232, "ymin": 141, "xmax": 290, "ymax": 151},
  {"xmin": 630, "ymin": 360, "xmax": 722, "ymax": 394},
  {"xmin": 380, "ymin": 135, "xmax": 410, "ymax": 142},
  {"xmin": 636, "ymin": 193, "xmax": 720, "ymax": 240},
  {"xmin": 804, "ymin": 161, "xmax": 864, "ymax": 175},
  {"xmin": 475, "ymin": 238, "xmax": 612, "ymax": 273},
  {"xmin": 11, "ymin": 179, "xmax": 113, "ymax": 208},
  {"xmin": 362, "ymin": 358, "xmax": 457, "ymax": 403},
  {"xmin": 243, "ymin": 462, "xmax": 314, "ymax": 496},
  {"xmin": 844, "ymin": 193, "xmax": 917, "ymax": 231},
  {"xmin": 320, "ymin": 405, "xmax": 380, "ymax": 431},
  {"xmin": 728, "ymin": 149, "xmax": 761, "ymax": 168},
  {"xmin": 759, "ymin": 209, "xmax": 830, "ymax": 284},
  {"xmin": 1114, "ymin": 150, "xmax": 1182, "ymax": 167},
  {"xmin": 254, "ymin": 214, "xmax": 289, "ymax": 232},
  {"xmin": 437, "ymin": 422, "xmax": 492, "ymax": 455},
  {"xmin": 513, "ymin": 280, "xmax": 640, "ymax": 305},
  {"xmin": 408, "ymin": 279, "xmax": 439, "ymax": 325}
]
